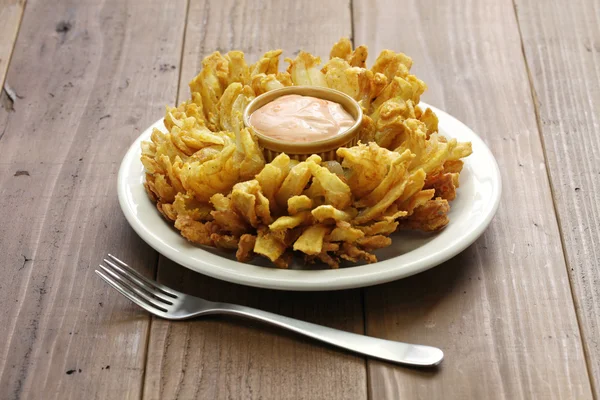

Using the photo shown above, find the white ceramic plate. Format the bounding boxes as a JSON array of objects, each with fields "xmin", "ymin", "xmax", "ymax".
[{"xmin": 118, "ymin": 103, "xmax": 501, "ymax": 291}]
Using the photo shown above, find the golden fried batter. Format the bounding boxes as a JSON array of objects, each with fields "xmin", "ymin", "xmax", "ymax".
[{"xmin": 141, "ymin": 38, "xmax": 472, "ymax": 268}]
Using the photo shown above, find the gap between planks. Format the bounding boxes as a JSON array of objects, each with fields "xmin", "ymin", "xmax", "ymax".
[
  {"xmin": 510, "ymin": 0, "xmax": 596, "ymax": 395},
  {"xmin": 348, "ymin": 9, "xmax": 372, "ymax": 398},
  {"xmin": 138, "ymin": 0, "xmax": 193, "ymax": 399}
]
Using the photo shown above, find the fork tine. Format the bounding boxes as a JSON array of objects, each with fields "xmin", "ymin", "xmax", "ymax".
[
  {"xmin": 108, "ymin": 254, "xmax": 177, "ymax": 298},
  {"xmin": 103, "ymin": 259, "xmax": 174, "ymax": 304},
  {"xmin": 95, "ymin": 270, "xmax": 168, "ymax": 317},
  {"xmin": 98, "ymin": 265, "xmax": 170, "ymax": 312}
]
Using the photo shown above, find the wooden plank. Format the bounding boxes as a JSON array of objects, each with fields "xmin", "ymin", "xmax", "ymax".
[
  {"xmin": 144, "ymin": 260, "xmax": 366, "ymax": 400},
  {"xmin": 353, "ymin": 0, "xmax": 593, "ymax": 398},
  {"xmin": 513, "ymin": 0, "xmax": 600, "ymax": 395},
  {"xmin": 0, "ymin": 0, "xmax": 186, "ymax": 398},
  {"xmin": 0, "ymin": 0, "xmax": 25, "ymax": 89},
  {"xmin": 143, "ymin": 1, "xmax": 367, "ymax": 399}
]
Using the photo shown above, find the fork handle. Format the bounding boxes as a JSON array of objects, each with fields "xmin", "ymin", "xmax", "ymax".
[{"xmin": 209, "ymin": 302, "xmax": 443, "ymax": 367}]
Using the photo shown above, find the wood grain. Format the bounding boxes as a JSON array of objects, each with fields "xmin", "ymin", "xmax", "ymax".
[
  {"xmin": 0, "ymin": 0, "xmax": 25, "ymax": 89},
  {"xmin": 514, "ymin": 0, "xmax": 600, "ymax": 395},
  {"xmin": 144, "ymin": 260, "xmax": 366, "ymax": 400},
  {"xmin": 2, "ymin": 0, "xmax": 596, "ymax": 398},
  {"xmin": 0, "ymin": 0, "xmax": 186, "ymax": 398},
  {"xmin": 353, "ymin": 0, "xmax": 593, "ymax": 398},
  {"xmin": 143, "ymin": 1, "xmax": 367, "ymax": 399}
]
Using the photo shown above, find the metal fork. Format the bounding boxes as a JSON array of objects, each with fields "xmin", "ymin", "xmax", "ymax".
[{"xmin": 96, "ymin": 254, "xmax": 444, "ymax": 367}]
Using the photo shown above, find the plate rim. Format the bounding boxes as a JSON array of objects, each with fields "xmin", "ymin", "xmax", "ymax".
[{"xmin": 117, "ymin": 103, "xmax": 502, "ymax": 291}]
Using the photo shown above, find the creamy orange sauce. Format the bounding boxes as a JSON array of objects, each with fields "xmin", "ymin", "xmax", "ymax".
[{"xmin": 249, "ymin": 94, "xmax": 355, "ymax": 142}]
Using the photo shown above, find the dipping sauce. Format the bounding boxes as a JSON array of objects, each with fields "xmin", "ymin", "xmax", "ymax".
[{"xmin": 249, "ymin": 94, "xmax": 355, "ymax": 142}]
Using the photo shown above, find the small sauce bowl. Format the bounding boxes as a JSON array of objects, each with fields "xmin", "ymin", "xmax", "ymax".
[{"xmin": 243, "ymin": 86, "xmax": 363, "ymax": 162}]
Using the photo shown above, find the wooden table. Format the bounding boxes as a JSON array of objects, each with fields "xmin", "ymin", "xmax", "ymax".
[{"xmin": 1, "ymin": 0, "xmax": 598, "ymax": 398}]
